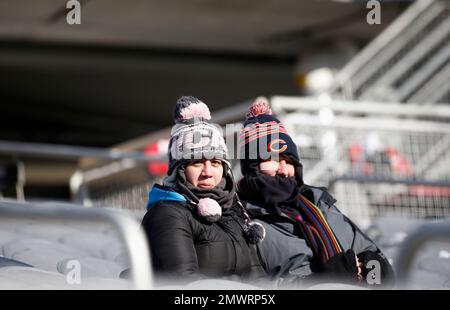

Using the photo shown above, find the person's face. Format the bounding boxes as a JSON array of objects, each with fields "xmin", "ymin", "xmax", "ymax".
[
  {"xmin": 259, "ymin": 156, "xmax": 295, "ymax": 177},
  {"xmin": 185, "ymin": 159, "xmax": 224, "ymax": 189}
]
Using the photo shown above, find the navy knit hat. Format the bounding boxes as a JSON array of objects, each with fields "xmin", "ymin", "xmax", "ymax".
[
  {"xmin": 239, "ymin": 97, "xmax": 300, "ymax": 176},
  {"xmin": 168, "ymin": 96, "xmax": 230, "ymax": 175}
]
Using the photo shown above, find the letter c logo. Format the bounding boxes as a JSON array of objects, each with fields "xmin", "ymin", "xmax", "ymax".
[{"xmin": 268, "ymin": 139, "xmax": 287, "ymax": 153}]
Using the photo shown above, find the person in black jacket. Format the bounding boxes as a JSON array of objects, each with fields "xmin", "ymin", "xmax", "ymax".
[
  {"xmin": 237, "ymin": 97, "xmax": 395, "ymax": 289},
  {"xmin": 141, "ymin": 96, "xmax": 266, "ymax": 286}
]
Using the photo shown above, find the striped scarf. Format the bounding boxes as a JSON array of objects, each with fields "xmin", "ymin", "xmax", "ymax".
[
  {"xmin": 283, "ymin": 194, "xmax": 342, "ymax": 264},
  {"xmin": 237, "ymin": 173, "xmax": 342, "ymax": 265}
]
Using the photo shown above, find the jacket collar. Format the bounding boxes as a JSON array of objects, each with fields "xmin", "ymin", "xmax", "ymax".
[{"xmin": 146, "ymin": 184, "xmax": 187, "ymax": 210}]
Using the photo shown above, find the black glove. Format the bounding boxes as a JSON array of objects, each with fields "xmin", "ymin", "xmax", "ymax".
[
  {"xmin": 357, "ymin": 251, "xmax": 396, "ymax": 288},
  {"xmin": 321, "ymin": 249, "xmax": 359, "ymax": 283}
]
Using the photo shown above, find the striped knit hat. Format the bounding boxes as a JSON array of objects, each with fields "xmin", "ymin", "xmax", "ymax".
[
  {"xmin": 239, "ymin": 97, "xmax": 300, "ymax": 176},
  {"xmin": 168, "ymin": 96, "xmax": 230, "ymax": 175}
]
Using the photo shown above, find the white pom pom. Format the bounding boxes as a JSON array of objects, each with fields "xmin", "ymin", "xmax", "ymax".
[
  {"xmin": 179, "ymin": 102, "xmax": 211, "ymax": 122},
  {"xmin": 197, "ymin": 198, "xmax": 221, "ymax": 222}
]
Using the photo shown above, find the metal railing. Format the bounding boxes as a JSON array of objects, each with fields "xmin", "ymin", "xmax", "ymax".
[
  {"xmin": 0, "ymin": 140, "xmax": 164, "ymax": 162},
  {"xmin": 0, "ymin": 201, "xmax": 153, "ymax": 290},
  {"xmin": 328, "ymin": 0, "xmax": 450, "ymax": 104},
  {"xmin": 269, "ymin": 96, "xmax": 450, "ymax": 229}
]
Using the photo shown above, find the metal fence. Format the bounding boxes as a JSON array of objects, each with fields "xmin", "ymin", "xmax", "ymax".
[
  {"xmin": 71, "ymin": 161, "xmax": 157, "ymax": 211},
  {"xmin": 272, "ymin": 96, "xmax": 450, "ymax": 228}
]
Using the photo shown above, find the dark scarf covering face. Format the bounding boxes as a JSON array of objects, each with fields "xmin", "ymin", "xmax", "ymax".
[
  {"xmin": 238, "ymin": 170, "xmax": 299, "ymax": 214},
  {"xmin": 239, "ymin": 167, "xmax": 347, "ymax": 267},
  {"xmin": 175, "ymin": 165, "xmax": 236, "ymax": 211}
]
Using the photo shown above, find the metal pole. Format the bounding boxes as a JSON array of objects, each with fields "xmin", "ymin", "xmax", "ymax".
[
  {"xmin": 0, "ymin": 140, "xmax": 166, "ymax": 162},
  {"xmin": 270, "ymin": 96, "xmax": 450, "ymax": 120}
]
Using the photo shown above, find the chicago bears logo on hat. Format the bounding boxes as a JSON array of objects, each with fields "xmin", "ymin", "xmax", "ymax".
[{"xmin": 268, "ymin": 139, "xmax": 288, "ymax": 153}]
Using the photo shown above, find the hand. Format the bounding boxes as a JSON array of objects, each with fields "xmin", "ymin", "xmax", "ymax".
[
  {"xmin": 357, "ymin": 250, "xmax": 396, "ymax": 287},
  {"xmin": 356, "ymin": 255, "xmax": 363, "ymax": 282},
  {"xmin": 322, "ymin": 249, "xmax": 359, "ymax": 282}
]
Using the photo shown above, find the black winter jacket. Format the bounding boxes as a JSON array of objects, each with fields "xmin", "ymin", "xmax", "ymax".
[{"xmin": 142, "ymin": 188, "xmax": 265, "ymax": 282}]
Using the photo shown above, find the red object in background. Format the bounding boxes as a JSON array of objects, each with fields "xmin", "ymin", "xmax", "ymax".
[
  {"xmin": 408, "ymin": 185, "xmax": 450, "ymax": 198},
  {"xmin": 348, "ymin": 143, "xmax": 374, "ymax": 175},
  {"xmin": 348, "ymin": 143, "xmax": 363, "ymax": 163},
  {"xmin": 144, "ymin": 140, "xmax": 168, "ymax": 177},
  {"xmin": 385, "ymin": 146, "xmax": 414, "ymax": 177},
  {"xmin": 347, "ymin": 143, "xmax": 413, "ymax": 177}
]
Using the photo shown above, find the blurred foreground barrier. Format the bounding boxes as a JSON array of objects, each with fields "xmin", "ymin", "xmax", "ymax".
[
  {"xmin": 0, "ymin": 201, "xmax": 153, "ymax": 289},
  {"xmin": 395, "ymin": 220, "xmax": 450, "ymax": 288}
]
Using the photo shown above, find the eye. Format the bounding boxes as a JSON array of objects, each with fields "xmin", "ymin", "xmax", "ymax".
[
  {"xmin": 190, "ymin": 161, "xmax": 203, "ymax": 167},
  {"xmin": 211, "ymin": 160, "xmax": 222, "ymax": 167}
]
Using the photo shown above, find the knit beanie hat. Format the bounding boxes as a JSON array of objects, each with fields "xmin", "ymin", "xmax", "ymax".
[
  {"xmin": 239, "ymin": 97, "xmax": 300, "ymax": 176},
  {"xmin": 168, "ymin": 96, "xmax": 230, "ymax": 175}
]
